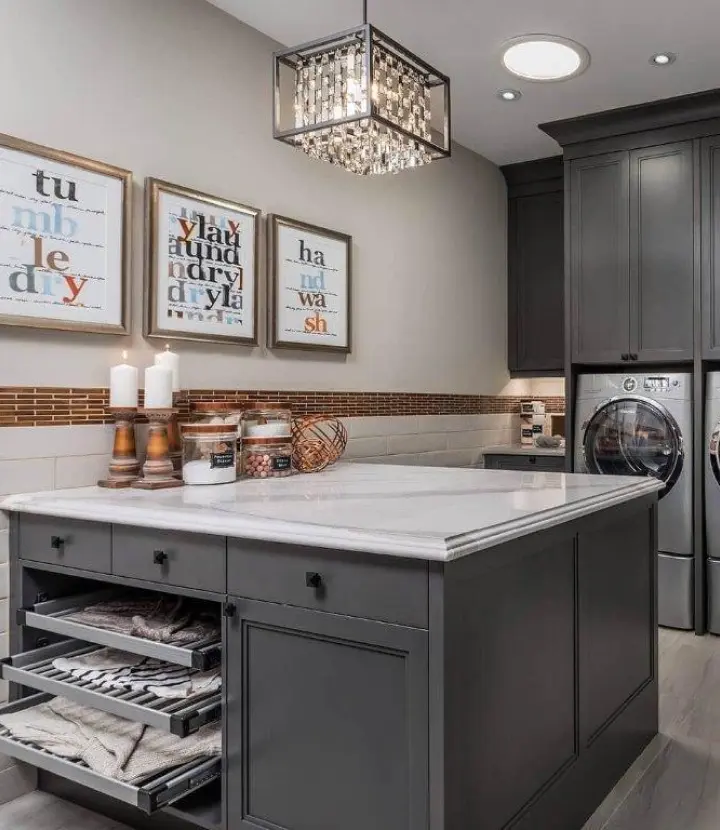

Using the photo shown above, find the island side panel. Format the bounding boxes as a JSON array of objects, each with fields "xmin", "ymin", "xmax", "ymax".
[{"xmin": 440, "ymin": 493, "xmax": 658, "ymax": 830}]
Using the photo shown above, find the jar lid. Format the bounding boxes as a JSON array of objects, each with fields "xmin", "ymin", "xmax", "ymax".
[
  {"xmin": 243, "ymin": 436, "xmax": 293, "ymax": 446},
  {"xmin": 181, "ymin": 423, "xmax": 237, "ymax": 436},
  {"xmin": 245, "ymin": 401, "xmax": 291, "ymax": 411},
  {"xmin": 191, "ymin": 401, "xmax": 247, "ymax": 413}
]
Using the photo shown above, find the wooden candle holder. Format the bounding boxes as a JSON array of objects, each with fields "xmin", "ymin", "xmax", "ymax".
[
  {"xmin": 132, "ymin": 409, "xmax": 184, "ymax": 490},
  {"xmin": 98, "ymin": 408, "xmax": 141, "ymax": 488},
  {"xmin": 167, "ymin": 392, "xmax": 182, "ymax": 476}
]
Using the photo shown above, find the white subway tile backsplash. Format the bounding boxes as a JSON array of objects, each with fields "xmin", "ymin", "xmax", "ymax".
[
  {"xmin": 415, "ymin": 449, "xmax": 481, "ymax": 467},
  {"xmin": 0, "ymin": 458, "xmax": 54, "ymax": 497},
  {"xmin": 417, "ymin": 414, "xmax": 485, "ymax": 433},
  {"xmin": 344, "ymin": 416, "xmax": 419, "ymax": 438},
  {"xmin": 0, "ymin": 424, "xmax": 114, "ymax": 461},
  {"xmin": 447, "ymin": 430, "xmax": 491, "ymax": 450},
  {"xmin": 344, "ymin": 437, "xmax": 388, "ymax": 459},
  {"xmin": 387, "ymin": 432, "xmax": 448, "ymax": 456},
  {"xmin": 0, "ymin": 601, "xmax": 7, "ymax": 634},
  {"xmin": 371, "ymin": 454, "xmax": 423, "ymax": 466},
  {"xmin": 54, "ymin": 454, "xmax": 111, "ymax": 490},
  {"xmin": 0, "ymin": 633, "xmax": 8, "ymax": 661},
  {"xmin": 0, "ymin": 531, "xmax": 7, "ymax": 565},
  {"xmin": 0, "ymin": 513, "xmax": 7, "ymax": 532},
  {"xmin": 0, "ymin": 565, "xmax": 7, "ymax": 600}
]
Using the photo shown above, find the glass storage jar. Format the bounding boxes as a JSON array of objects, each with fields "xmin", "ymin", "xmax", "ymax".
[
  {"xmin": 191, "ymin": 401, "xmax": 246, "ymax": 474},
  {"xmin": 242, "ymin": 438, "xmax": 293, "ymax": 478},
  {"xmin": 242, "ymin": 402, "xmax": 292, "ymax": 440},
  {"xmin": 181, "ymin": 423, "xmax": 237, "ymax": 485}
]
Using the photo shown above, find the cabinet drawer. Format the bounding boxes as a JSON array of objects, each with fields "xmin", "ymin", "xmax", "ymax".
[
  {"xmin": 0, "ymin": 694, "xmax": 220, "ymax": 814},
  {"xmin": 485, "ymin": 454, "xmax": 565, "ymax": 472},
  {"xmin": 227, "ymin": 541, "xmax": 428, "ymax": 628},
  {"xmin": 112, "ymin": 526, "xmax": 226, "ymax": 594},
  {"xmin": 18, "ymin": 515, "xmax": 111, "ymax": 573}
]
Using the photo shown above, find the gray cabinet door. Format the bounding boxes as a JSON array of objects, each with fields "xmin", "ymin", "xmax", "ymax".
[
  {"xmin": 570, "ymin": 152, "xmax": 630, "ymax": 363},
  {"xmin": 703, "ymin": 135, "xmax": 720, "ymax": 358},
  {"xmin": 508, "ymin": 189, "xmax": 564, "ymax": 373},
  {"xmin": 630, "ymin": 141, "xmax": 695, "ymax": 362},
  {"xmin": 226, "ymin": 598, "xmax": 428, "ymax": 830}
]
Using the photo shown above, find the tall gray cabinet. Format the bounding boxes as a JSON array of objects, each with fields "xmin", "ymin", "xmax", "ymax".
[{"xmin": 568, "ymin": 142, "xmax": 694, "ymax": 364}]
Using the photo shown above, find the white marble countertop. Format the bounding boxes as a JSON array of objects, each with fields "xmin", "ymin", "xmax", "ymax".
[
  {"xmin": 482, "ymin": 444, "xmax": 566, "ymax": 457},
  {"xmin": 1, "ymin": 463, "xmax": 662, "ymax": 562}
]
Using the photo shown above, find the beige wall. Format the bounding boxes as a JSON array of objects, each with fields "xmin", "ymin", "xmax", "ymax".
[{"xmin": 0, "ymin": 0, "xmax": 508, "ymax": 395}]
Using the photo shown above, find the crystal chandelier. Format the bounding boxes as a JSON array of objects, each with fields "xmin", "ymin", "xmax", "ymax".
[{"xmin": 273, "ymin": 1, "xmax": 451, "ymax": 175}]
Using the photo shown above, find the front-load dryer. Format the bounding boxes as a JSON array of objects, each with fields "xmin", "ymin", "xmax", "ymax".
[
  {"xmin": 705, "ymin": 372, "xmax": 720, "ymax": 633},
  {"xmin": 575, "ymin": 373, "xmax": 693, "ymax": 629}
]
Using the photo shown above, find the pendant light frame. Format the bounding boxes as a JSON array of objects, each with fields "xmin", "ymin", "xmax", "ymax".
[{"xmin": 273, "ymin": 21, "xmax": 452, "ymax": 172}]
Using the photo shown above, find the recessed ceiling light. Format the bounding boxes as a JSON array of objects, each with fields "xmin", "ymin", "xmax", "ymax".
[
  {"xmin": 502, "ymin": 35, "xmax": 590, "ymax": 82},
  {"xmin": 650, "ymin": 52, "xmax": 677, "ymax": 66},
  {"xmin": 498, "ymin": 89, "xmax": 522, "ymax": 101}
]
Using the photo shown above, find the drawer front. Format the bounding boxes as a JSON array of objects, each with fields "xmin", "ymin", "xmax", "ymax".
[
  {"xmin": 18, "ymin": 515, "xmax": 111, "ymax": 573},
  {"xmin": 227, "ymin": 541, "xmax": 428, "ymax": 628},
  {"xmin": 485, "ymin": 454, "xmax": 565, "ymax": 472},
  {"xmin": 112, "ymin": 526, "xmax": 226, "ymax": 593}
]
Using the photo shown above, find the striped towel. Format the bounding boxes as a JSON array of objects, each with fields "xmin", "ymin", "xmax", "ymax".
[{"xmin": 52, "ymin": 648, "xmax": 221, "ymax": 699}]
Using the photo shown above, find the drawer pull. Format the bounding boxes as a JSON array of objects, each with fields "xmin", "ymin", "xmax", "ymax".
[
  {"xmin": 153, "ymin": 549, "xmax": 168, "ymax": 565},
  {"xmin": 306, "ymin": 572, "xmax": 323, "ymax": 589},
  {"xmin": 529, "ymin": 456, "xmax": 537, "ymax": 464},
  {"xmin": 50, "ymin": 536, "xmax": 65, "ymax": 551}
]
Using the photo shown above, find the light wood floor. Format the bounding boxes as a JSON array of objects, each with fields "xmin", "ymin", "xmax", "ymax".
[{"xmin": 0, "ymin": 629, "xmax": 718, "ymax": 830}]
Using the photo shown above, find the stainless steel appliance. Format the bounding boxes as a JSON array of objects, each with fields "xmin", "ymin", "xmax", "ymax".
[
  {"xmin": 705, "ymin": 372, "xmax": 720, "ymax": 633},
  {"xmin": 575, "ymin": 373, "xmax": 693, "ymax": 629}
]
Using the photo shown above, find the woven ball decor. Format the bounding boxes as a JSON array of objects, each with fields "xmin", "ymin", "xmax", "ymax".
[{"xmin": 292, "ymin": 415, "xmax": 348, "ymax": 473}]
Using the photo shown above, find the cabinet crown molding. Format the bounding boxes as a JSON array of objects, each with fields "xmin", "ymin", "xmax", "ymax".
[{"xmin": 540, "ymin": 88, "xmax": 720, "ymax": 147}]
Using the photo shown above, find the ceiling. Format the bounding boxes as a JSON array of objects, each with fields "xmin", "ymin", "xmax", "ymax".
[{"xmin": 207, "ymin": 0, "xmax": 720, "ymax": 165}]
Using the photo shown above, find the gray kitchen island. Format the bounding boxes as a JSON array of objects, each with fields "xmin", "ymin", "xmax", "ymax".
[{"xmin": 1, "ymin": 463, "xmax": 662, "ymax": 830}]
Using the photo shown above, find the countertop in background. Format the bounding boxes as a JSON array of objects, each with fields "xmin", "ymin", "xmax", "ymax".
[{"xmin": 482, "ymin": 444, "xmax": 566, "ymax": 457}]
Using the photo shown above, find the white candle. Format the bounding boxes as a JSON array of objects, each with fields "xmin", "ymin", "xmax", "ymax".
[
  {"xmin": 110, "ymin": 351, "xmax": 138, "ymax": 408},
  {"xmin": 144, "ymin": 365, "xmax": 173, "ymax": 409},
  {"xmin": 154, "ymin": 344, "xmax": 180, "ymax": 392}
]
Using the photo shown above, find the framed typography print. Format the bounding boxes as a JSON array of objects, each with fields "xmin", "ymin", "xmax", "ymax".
[
  {"xmin": 0, "ymin": 133, "xmax": 131, "ymax": 334},
  {"xmin": 269, "ymin": 214, "xmax": 351, "ymax": 353},
  {"xmin": 145, "ymin": 178, "xmax": 259, "ymax": 345}
]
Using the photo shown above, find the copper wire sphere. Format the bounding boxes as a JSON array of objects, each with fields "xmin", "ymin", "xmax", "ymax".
[{"xmin": 292, "ymin": 415, "xmax": 348, "ymax": 473}]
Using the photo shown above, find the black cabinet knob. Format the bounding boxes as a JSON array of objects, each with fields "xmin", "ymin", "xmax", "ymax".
[
  {"xmin": 529, "ymin": 456, "xmax": 537, "ymax": 464},
  {"xmin": 50, "ymin": 536, "xmax": 65, "ymax": 551},
  {"xmin": 621, "ymin": 353, "xmax": 629, "ymax": 361},
  {"xmin": 630, "ymin": 353, "xmax": 639, "ymax": 361},
  {"xmin": 224, "ymin": 602, "xmax": 237, "ymax": 618},
  {"xmin": 153, "ymin": 549, "xmax": 168, "ymax": 565},
  {"xmin": 306, "ymin": 572, "xmax": 323, "ymax": 589}
]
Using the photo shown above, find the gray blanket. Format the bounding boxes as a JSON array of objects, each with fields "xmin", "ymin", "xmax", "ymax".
[{"xmin": 0, "ymin": 697, "xmax": 221, "ymax": 783}]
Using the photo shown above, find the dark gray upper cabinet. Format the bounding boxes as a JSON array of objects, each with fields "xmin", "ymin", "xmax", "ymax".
[
  {"xmin": 569, "ymin": 144, "xmax": 695, "ymax": 364},
  {"xmin": 226, "ymin": 598, "xmax": 428, "ymax": 830},
  {"xmin": 703, "ymin": 135, "xmax": 720, "ymax": 358},
  {"xmin": 503, "ymin": 157, "xmax": 564, "ymax": 375},
  {"xmin": 569, "ymin": 151, "xmax": 630, "ymax": 364},
  {"xmin": 630, "ymin": 141, "xmax": 695, "ymax": 362}
]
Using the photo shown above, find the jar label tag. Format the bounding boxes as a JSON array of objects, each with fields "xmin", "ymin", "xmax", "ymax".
[
  {"xmin": 211, "ymin": 450, "xmax": 235, "ymax": 469},
  {"xmin": 272, "ymin": 456, "xmax": 292, "ymax": 471}
]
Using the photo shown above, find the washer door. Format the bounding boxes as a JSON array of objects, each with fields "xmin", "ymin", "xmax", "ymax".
[
  {"xmin": 710, "ymin": 425, "xmax": 720, "ymax": 486},
  {"xmin": 583, "ymin": 396, "xmax": 683, "ymax": 498}
]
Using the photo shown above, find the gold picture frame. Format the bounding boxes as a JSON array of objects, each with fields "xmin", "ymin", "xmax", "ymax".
[
  {"xmin": 145, "ymin": 177, "xmax": 260, "ymax": 346},
  {"xmin": 0, "ymin": 132, "xmax": 132, "ymax": 335}
]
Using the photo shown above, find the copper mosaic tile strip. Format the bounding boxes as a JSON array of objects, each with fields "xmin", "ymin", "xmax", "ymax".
[{"xmin": 0, "ymin": 388, "xmax": 565, "ymax": 427}]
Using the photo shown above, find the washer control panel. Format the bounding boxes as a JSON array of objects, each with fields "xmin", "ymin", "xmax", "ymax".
[
  {"xmin": 622, "ymin": 377, "xmax": 637, "ymax": 393},
  {"xmin": 644, "ymin": 376, "xmax": 672, "ymax": 391}
]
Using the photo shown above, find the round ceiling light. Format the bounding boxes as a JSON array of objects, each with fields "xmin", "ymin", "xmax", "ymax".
[
  {"xmin": 502, "ymin": 35, "xmax": 590, "ymax": 82},
  {"xmin": 498, "ymin": 89, "xmax": 522, "ymax": 101},
  {"xmin": 650, "ymin": 52, "xmax": 677, "ymax": 66}
]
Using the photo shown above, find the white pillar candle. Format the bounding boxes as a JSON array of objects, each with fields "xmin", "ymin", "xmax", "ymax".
[
  {"xmin": 110, "ymin": 351, "xmax": 138, "ymax": 408},
  {"xmin": 144, "ymin": 365, "xmax": 173, "ymax": 409},
  {"xmin": 154, "ymin": 345, "xmax": 180, "ymax": 392}
]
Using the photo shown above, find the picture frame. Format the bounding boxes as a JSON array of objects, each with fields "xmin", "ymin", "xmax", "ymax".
[
  {"xmin": 268, "ymin": 214, "xmax": 352, "ymax": 353},
  {"xmin": 0, "ymin": 132, "xmax": 132, "ymax": 335},
  {"xmin": 145, "ymin": 178, "xmax": 260, "ymax": 346}
]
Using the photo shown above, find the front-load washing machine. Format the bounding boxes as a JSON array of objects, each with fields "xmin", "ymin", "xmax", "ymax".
[
  {"xmin": 705, "ymin": 372, "xmax": 720, "ymax": 633},
  {"xmin": 575, "ymin": 373, "xmax": 693, "ymax": 629}
]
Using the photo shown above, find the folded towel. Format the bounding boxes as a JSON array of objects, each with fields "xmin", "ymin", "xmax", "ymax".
[
  {"xmin": 52, "ymin": 647, "xmax": 221, "ymax": 700},
  {"xmin": 63, "ymin": 596, "xmax": 219, "ymax": 646},
  {"xmin": 0, "ymin": 697, "xmax": 221, "ymax": 783}
]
